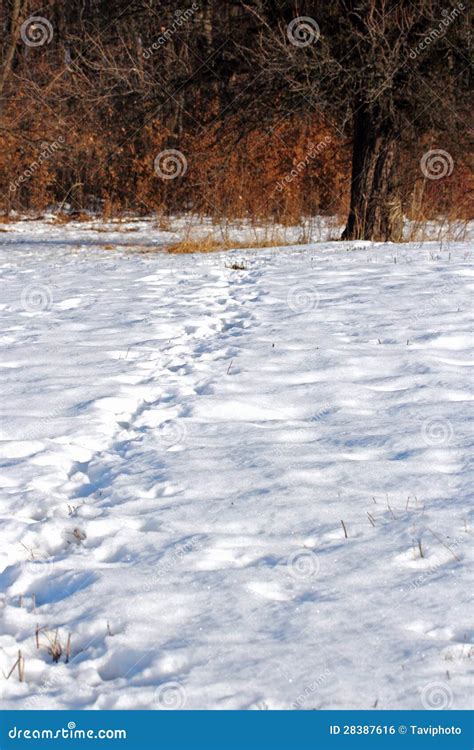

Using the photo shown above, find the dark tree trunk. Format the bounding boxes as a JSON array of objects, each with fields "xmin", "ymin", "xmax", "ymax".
[
  {"xmin": 0, "ymin": 0, "xmax": 24, "ymax": 110},
  {"xmin": 342, "ymin": 104, "xmax": 403, "ymax": 242}
]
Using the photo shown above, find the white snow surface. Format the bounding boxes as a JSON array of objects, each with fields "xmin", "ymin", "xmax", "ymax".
[{"xmin": 0, "ymin": 221, "xmax": 472, "ymax": 710}]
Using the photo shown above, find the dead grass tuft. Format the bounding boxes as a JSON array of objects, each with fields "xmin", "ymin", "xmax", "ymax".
[
  {"xmin": 166, "ymin": 234, "xmax": 291, "ymax": 254},
  {"xmin": 49, "ymin": 212, "xmax": 91, "ymax": 225},
  {"xmin": 166, "ymin": 237, "xmax": 236, "ymax": 254}
]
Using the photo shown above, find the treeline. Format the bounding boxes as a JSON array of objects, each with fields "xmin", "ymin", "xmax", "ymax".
[{"xmin": 0, "ymin": 0, "xmax": 472, "ymax": 238}]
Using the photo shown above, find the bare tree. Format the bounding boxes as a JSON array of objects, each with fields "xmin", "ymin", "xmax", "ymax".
[{"xmin": 228, "ymin": 0, "xmax": 472, "ymax": 240}]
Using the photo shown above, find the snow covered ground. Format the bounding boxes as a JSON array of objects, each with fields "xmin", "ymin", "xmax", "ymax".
[{"xmin": 0, "ymin": 220, "xmax": 472, "ymax": 710}]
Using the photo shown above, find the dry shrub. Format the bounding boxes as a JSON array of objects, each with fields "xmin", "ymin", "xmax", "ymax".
[{"xmin": 1, "ymin": 90, "xmax": 471, "ymax": 227}]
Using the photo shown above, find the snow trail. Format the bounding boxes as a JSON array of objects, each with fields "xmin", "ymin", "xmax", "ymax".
[{"xmin": 0, "ymin": 227, "xmax": 472, "ymax": 709}]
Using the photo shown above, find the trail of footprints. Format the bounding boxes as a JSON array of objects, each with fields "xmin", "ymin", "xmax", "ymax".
[{"xmin": 19, "ymin": 266, "xmax": 264, "ymax": 624}]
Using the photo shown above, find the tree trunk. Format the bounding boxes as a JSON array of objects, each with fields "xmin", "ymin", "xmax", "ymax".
[
  {"xmin": 342, "ymin": 104, "xmax": 403, "ymax": 242},
  {"xmin": 0, "ymin": 0, "xmax": 24, "ymax": 110}
]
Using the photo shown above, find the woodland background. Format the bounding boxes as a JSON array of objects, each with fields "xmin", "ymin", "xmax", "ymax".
[{"xmin": 1, "ymin": 0, "xmax": 472, "ymax": 234}]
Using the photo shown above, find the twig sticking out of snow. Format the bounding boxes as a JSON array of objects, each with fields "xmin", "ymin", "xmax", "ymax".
[
  {"xmin": 386, "ymin": 497, "xmax": 396, "ymax": 520},
  {"xmin": 3, "ymin": 651, "xmax": 25, "ymax": 682},
  {"xmin": 18, "ymin": 651, "xmax": 25, "ymax": 682}
]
